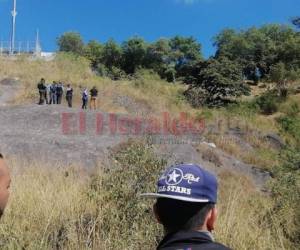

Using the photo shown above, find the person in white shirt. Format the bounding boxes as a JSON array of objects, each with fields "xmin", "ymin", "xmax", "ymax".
[{"xmin": 82, "ymin": 88, "xmax": 88, "ymax": 109}]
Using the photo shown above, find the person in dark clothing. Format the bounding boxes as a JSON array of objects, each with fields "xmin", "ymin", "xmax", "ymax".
[
  {"xmin": 141, "ymin": 164, "xmax": 231, "ymax": 250},
  {"xmin": 49, "ymin": 81, "xmax": 57, "ymax": 104},
  {"xmin": 65, "ymin": 84, "xmax": 73, "ymax": 108},
  {"xmin": 37, "ymin": 78, "xmax": 47, "ymax": 105},
  {"xmin": 90, "ymin": 86, "xmax": 98, "ymax": 110},
  {"xmin": 82, "ymin": 88, "xmax": 88, "ymax": 109},
  {"xmin": 56, "ymin": 82, "xmax": 64, "ymax": 104}
]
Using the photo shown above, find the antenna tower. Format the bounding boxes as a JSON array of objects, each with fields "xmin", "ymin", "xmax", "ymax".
[
  {"xmin": 10, "ymin": 0, "xmax": 17, "ymax": 55},
  {"xmin": 35, "ymin": 29, "xmax": 42, "ymax": 56}
]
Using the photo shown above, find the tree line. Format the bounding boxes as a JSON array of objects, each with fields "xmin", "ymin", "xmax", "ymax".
[
  {"xmin": 57, "ymin": 18, "xmax": 300, "ymax": 107},
  {"xmin": 57, "ymin": 34, "xmax": 202, "ymax": 83}
]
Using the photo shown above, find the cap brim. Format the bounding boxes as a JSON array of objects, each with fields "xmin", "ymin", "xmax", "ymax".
[{"xmin": 140, "ymin": 193, "xmax": 210, "ymax": 203}]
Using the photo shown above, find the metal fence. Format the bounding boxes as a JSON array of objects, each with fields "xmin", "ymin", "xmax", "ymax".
[{"xmin": 0, "ymin": 41, "xmax": 39, "ymax": 55}]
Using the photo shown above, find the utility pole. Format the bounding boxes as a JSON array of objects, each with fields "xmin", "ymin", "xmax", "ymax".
[
  {"xmin": 35, "ymin": 29, "xmax": 42, "ymax": 56},
  {"xmin": 10, "ymin": 0, "xmax": 17, "ymax": 55}
]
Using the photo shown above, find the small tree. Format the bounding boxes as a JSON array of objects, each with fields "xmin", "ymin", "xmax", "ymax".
[
  {"xmin": 184, "ymin": 57, "xmax": 250, "ymax": 107},
  {"xmin": 57, "ymin": 32, "xmax": 84, "ymax": 55},
  {"xmin": 145, "ymin": 36, "xmax": 202, "ymax": 82},
  {"xmin": 101, "ymin": 39, "xmax": 122, "ymax": 71},
  {"xmin": 269, "ymin": 62, "xmax": 298, "ymax": 98},
  {"xmin": 84, "ymin": 40, "xmax": 103, "ymax": 68},
  {"xmin": 122, "ymin": 37, "xmax": 148, "ymax": 74}
]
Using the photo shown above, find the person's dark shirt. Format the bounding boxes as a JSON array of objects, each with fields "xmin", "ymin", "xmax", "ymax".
[
  {"xmin": 56, "ymin": 85, "xmax": 63, "ymax": 95},
  {"xmin": 90, "ymin": 88, "xmax": 98, "ymax": 97},
  {"xmin": 50, "ymin": 84, "xmax": 56, "ymax": 93},
  {"xmin": 66, "ymin": 87, "xmax": 73, "ymax": 97},
  {"xmin": 37, "ymin": 82, "xmax": 46, "ymax": 91},
  {"xmin": 157, "ymin": 230, "xmax": 231, "ymax": 250}
]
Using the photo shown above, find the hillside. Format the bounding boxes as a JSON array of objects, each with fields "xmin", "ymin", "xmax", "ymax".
[
  {"xmin": 0, "ymin": 55, "xmax": 299, "ymax": 249},
  {"xmin": 0, "ymin": 55, "xmax": 276, "ymax": 184}
]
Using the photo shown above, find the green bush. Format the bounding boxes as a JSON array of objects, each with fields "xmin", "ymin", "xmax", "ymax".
[
  {"xmin": 88, "ymin": 141, "xmax": 166, "ymax": 249},
  {"xmin": 227, "ymin": 101, "xmax": 259, "ymax": 118},
  {"xmin": 269, "ymin": 147, "xmax": 300, "ymax": 248},
  {"xmin": 184, "ymin": 58, "xmax": 251, "ymax": 108},
  {"xmin": 285, "ymin": 102, "xmax": 300, "ymax": 117},
  {"xmin": 255, "ymin": 91, "xmax": 281, "ymax": 115},
  {"xmin": 183, "ymin": 86, "xmax": 209, "ymax": 108},
  {"xmin": 277, "ymin": 116, "xmax": 300, "ymax": 144}
]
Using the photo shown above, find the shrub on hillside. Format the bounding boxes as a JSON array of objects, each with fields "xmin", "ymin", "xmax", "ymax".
[
  {"xmin": 268, "ymin": 62, "xmax": 299, "ymax": 98},
  {"xmin": 277, "ymin": 115, "xmax": 300, "ymax": 144},
  {"xmin": 108, "ymin": 66, "xmax": 126, "ymax": 80},
  {"xmin": 227, "ymin": 101, "xmax": 259, "ymax": 118},
  {"xmin": 269, "ymin": 147, "xmax": 300, "ymax": 248},
  {"xmin": 184, "ymin": 58, "xmax": 251, "ymax": 107},
  {"xmin": 57, "ymin": 32, "xmax": 85, "ymax": 55},
  {"xmin": 285, "ymin": 101, "xmax": 300, "ymax": 116},
  {"xmin": 88, "ymin": 141, "xmax": 166, "ymax": 249},
  {"xmin": 0, "ymin": 141, "xmax": 291, "ymax": 249},
  {"xmin": 255, "ymin": 91, "xmax": 282, "ymax": 115},
  {"xmin": 183, "ymin": 86, "xmax": 210, "ymax": 107}
]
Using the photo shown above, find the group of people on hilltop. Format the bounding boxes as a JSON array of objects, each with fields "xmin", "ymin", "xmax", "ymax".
[{"xmin": 37, "ymin": 78, "xmax": 98, "ymax": 110}]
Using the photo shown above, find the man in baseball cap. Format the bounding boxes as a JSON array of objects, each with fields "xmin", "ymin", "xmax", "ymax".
[{"xmin": 141, "ymin": 163, "xmax": 230, "ymax": 250}]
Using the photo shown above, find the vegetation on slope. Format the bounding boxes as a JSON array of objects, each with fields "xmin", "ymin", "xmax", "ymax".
[
  {"xmin": 0, "ymin": 141, "xmax": 294, "ymax": 250},
  {"xmin": 0, "ymin": 20, "xmax": 299, "ymax": 249}
]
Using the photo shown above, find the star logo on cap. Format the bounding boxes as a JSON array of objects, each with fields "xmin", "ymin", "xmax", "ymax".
[{"xmin": 166, "ymin": 168, "xmax": 183, "ymax": 185}]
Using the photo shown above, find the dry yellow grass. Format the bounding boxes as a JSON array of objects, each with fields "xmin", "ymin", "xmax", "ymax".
[
  {"xmin": 0, "ymin": 54, "xmax": 188, "ymax": 116},
  {"xmin": 206, "ymin": 133, "xmax": 279, "ymax": 170},
  {"xmin": 0, "ymin": 157, "xmax": 287, "ymax": 250},
  {"xmin": 217, "ymin": 171, "xmax": 286, "ymax": 250}
]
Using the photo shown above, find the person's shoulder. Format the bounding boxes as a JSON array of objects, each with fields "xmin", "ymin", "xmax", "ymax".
[
  {"xmin": 160, "ymin": 242, "xmax": 231, "ymax": 250},
  {"xmin": 195, "ymin": 241, "xmax": 231, "ymax": 250}
]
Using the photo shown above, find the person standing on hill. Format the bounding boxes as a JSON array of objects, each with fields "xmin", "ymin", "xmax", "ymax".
[
  {"xmin": 65, "ymin": 84, "xmax": 73, "ymax": 108},
  {"xmin": 56, "ymin": 82, "xmax": 64, "ymax": 104},
  {"xmin": 49, "ymin": 81, "xmax": 57, "ymax": 104},
  {"xmin": 90, "ymin": 86, "xmax": 98, "ymax": 110},
  {"xmin": 141, "ymin": 164, "xmax": 231, "ymax": 250},
  {"xmin": 82, "ymin": 88, "xmax": 88, "ymax": 109},
  {"xmin": 45, "ymin": 82, "xmax": 51, "ymax": 104},
  {"xmin": 0, "ymin": 154, "xmax": 11, "ymax": 218},
  {"xmin": 37, "ymin": 78, "xmax": 47, "ymax": 105}
]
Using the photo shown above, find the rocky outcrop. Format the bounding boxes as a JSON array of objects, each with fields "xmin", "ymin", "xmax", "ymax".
[{"xmin": 0, "ymin": 80, "xmax": 271, "ymax": 189}]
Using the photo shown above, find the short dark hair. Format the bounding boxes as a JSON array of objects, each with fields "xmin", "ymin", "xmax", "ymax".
[
  {"xmin": 155, "ymin": 198, "xmax": 214, "ymax": 233},
  {"xmin": 0, "ymin": 153, "xmax": 3, "ymax": 159}
]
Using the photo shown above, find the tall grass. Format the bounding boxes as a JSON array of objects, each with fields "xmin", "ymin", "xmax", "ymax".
[
  {"xmin": 0, "ymin": 54, "xmax": 188, "ymax": 115},
  {"xmin": 0, "ymin": 142, "xmax": 289, "ymax": 250}
]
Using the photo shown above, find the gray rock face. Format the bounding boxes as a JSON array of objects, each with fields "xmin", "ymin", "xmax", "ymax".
[
  {"xmin": 0, "ymin": 105, "xmax": 130, "ymax": 168},
  {"xmin": 0, "ymin": 104, "xmax": 271, "ymax": 187},
  {"xmin": 0, "ymin": 81, "xmax": 271, "ymax": 189},
  {"xmin": 153, "ymin": 142, "xmax": 270, "ymax": 188}
]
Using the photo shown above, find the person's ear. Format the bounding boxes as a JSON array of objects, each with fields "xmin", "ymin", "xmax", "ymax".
[
  {"xmin": 153, "ymin": 202, "xmax": 162, "ymax": 224},
  {"xmin": 207, "ymin": 206, "xmax": 217, "ymax": 232}
]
